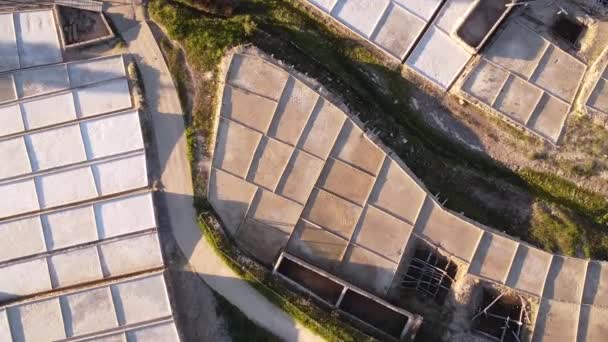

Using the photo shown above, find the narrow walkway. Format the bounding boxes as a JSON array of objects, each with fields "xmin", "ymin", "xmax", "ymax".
[{"xmin": 122, "ymin": 20, "xmax": 321, "ymax": 342}]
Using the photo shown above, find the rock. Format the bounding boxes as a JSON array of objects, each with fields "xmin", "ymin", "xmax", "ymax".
[{"xmin": 410, "ymin": 98, "xmax": 419, "ymax": 110}]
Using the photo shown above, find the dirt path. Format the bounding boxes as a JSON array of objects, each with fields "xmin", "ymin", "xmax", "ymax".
[{"xmin": 121, "ymin": 18, "xmax": 321, "ymax": 342}]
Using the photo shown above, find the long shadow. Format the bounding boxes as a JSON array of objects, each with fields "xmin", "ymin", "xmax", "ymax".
[
  {"xmin": 152, "ymin": 193, "xmax": 235, "ymax": 342},
  {"xmin": 133, "ymin": 53, "xmax": 185, "ymax": 183},
  {"xmin": 157, "ymin": 190, "xmax": 304, "ymax": 342},
  {"xmin": 119, "ymin": 21, "xmax": 308, "ymax": 339}
]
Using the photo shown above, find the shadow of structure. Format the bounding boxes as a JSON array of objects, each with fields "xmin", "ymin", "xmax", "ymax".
[
  {"xmin": 148, "ymin": 191, "xmax": 234, "ymax": 342},
  {"xmin": 156, "ymin": 191, "xmax": 305, "ymax": 342}
]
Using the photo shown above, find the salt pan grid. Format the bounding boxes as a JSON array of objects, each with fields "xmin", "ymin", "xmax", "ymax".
[
  {"xmin": 0, "ymin": 192, "xmax": 156, "ymax": 262},
  {"xmin": 305, "ymin": 0, "xmax": 482, "ymax": 89},
  {"xmin": 0, "ymin": 48, "xmax": 176, "ymax": 341},
  {"xmin": 306, "ymin": 0, "xmax": 442, "ymax": 62},
  {"xmin": 404, "ymin": 0, "xmax": 475, "ymax": 89},
  {"xmin": 0, "ymin": 54, "xmax": 127, "ymax": 107},
  {"xmin": 210, "ymin": 52, "xmax": 608, "ymax": 341},
  {"xmin": 0, "ymin": 273, "xmax": 178, "ymax": 342},
  {"xmin": 0, "ymin": 193, "xmax": 161, "ymax": 301},
  {"xmin": 586, "ymin": 63, "xmax": 608, "ymax": 116},
  {"xmin": 0, "ymin": 151, "xmax": 148, "ymax": 218},
  {"xmin": 0, "ymin": 110, "xmax": 143, "ymax": 180},
  {"xmin": 460, "ymin": 19, "xmax": 586, "ymax": 143},
  {"xmin": 0, "ymin": 10, "xmax": 62, "ymax": 73}
]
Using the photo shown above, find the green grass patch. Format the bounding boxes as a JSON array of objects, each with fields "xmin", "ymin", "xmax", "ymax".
[
  {"xmin": 519, "ymin": 168, "xmax": 608, "ymax": 225},
  {"xmin": 529, "ymin": 202, "xmax": 585, "ymax": 256},
  {"xmin": 185, "ymin": 126, "xmax": 196, "ymax": 164},
  {"xmin": 174, "ymin": 0, "xmax": 240, "ymax": 16},
  {"xmin": 150, "ymin": 0, "xmax": 255, "ymax": 70}
]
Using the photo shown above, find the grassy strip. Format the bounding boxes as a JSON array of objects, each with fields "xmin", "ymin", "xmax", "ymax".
[
  {"xmin": 528, "ymin": 202, "xmax": 585, "ymax": 257},
  {"xmin": 173, "ymin": 0, "xmax": 239, "ymax": 16},
  {"xmin": 212, "ymin": 288, "xmax": 282, "ymax": 342},
  {"xmin": 185, "ymin": 126, "xmax": 196, "ymax": 164},
  {"xmin": 158, "ymin": 37, "xmax": 189, "ymax": 112},
  {"xmin": 150, "ymin": 2, "xmax": 238, "ymax": 150},
  {"xmin": 520, "ymin": 168, "xmax": 608, "ymax": 225}
]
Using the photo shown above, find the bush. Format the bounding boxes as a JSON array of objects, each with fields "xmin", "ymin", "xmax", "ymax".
[
  {"xmin": 150, "ymin": 0, "xmax": 254, "ymax": 70},
  {"xmin": 528, "ymin": 150, "xmax": 548, "ymax": 160}
]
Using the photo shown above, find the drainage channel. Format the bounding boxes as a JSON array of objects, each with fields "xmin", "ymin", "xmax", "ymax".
[{"xmin": 273, "ymin": 252, "xmax": 422, "ymax": 341}]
